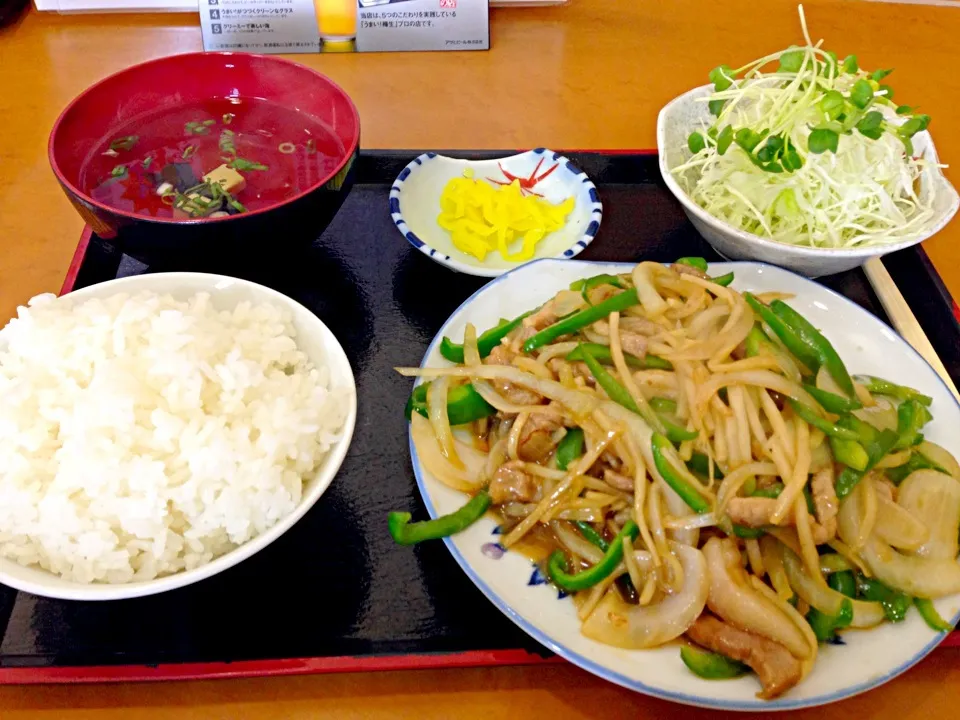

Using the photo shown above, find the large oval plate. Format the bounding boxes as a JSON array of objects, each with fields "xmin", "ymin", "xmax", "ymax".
[{"xmin": 409, "ymin": 259, "xmax": 960, "ymax": 711}]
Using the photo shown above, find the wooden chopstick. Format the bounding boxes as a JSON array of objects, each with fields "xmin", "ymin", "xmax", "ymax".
[{"xmin": 862, "ymin": 257, "xmax": 960, "ymax": 403}]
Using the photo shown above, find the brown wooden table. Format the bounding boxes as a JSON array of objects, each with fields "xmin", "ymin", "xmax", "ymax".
[{"xmin": 2, "ymin": 0, "xmax": 960, "ymax": 717}]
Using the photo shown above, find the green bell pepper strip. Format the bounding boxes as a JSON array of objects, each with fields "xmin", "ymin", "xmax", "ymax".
[
  {"xmin": 750, "ymin": 482, "xmax": 815, "ymax": 515},
  {"xmin": 834, "ymin": 422, "xmax": 899, "ymax": 498},
  {"xmin": 388, "ymin": 491, "xmax": 491, "ymax": 546},
  {"xmin": 648, "ymin": 399, "xmax": 700, "ymax": 443},
  {"xmin": 675, "ymin": 257, "xmax": 709, "ymax": 273},
  {"xmin": 836, "ymin": 467, "xmax": 863, "ymax": 500},
  {"xmin": 555, "ymin": 428, "xmax": 585, "ymax": 471},
  {"xmin": 522, "ymin": 289, "xmax": 640, "ymax": 353},
  {"xmin": 687, "ymin": 452, "xmax": 724, "ymax": 479},
  {"xmin": 439, "ymin": 311, "xmax": 533, "ymax": 363},
  {"xmin": 405, "ymin": 382, "xmax": 496, "ymax": 426},
  {"xmin": 569, "ymin": 274, "xmax": 623, "ymax": 304},
  {"xmin": 680, "ymin": 646, "xmax": 749, "ymax": 679},
  {"xmin": 838, "ymin": 415, "xmax": 878, "ymax": 443},
  {"xmin": 895, "ymin": 399, "xmax": 933, "ymax": 450},
  {"xmin": 856, "ymin": 575, "xmax": 912, "ymax": 622},
  {"xmin": 853, "ymin": 375, "xmax": 933, "ymax": 407},
  {"xmin": 802, "ymin": 383, "xmax": 862, "ymax": 413},
  {"xmin": 819, "ymin": 554, "xmax": 853, "ymax": 575},
  {"xmin": 787, "ymin": 399, "xmax": 861, "ymax": 441},
  {"xmin": 915, "ymin": 598, "xmax": 954, "ymax": 632},
  {"xmin": 807, "ymin": 598, "xmax": 853, "ymax": 643},
  {"xmin": 885, "ymin": 450, "xmax": 949, "ymax": 485},
  {"xmin": 651, "ymin": 433, "xmax": 711, "ymax": 513},
  {"xmin": 830, "ymin": 436, "xmax": 870, "ymax": 473},
  {"xmin": 802, "ymin": 486, "xmax": 816, "ymax": 515},
  {"xmin": 743, "ymin": 293, "xmax": 820, "ymax": 372},
  {"xmin": 660, "ymin": 418, "xmax": 698, "ymax": 443},
  {"xmin": 770, "ymin": 300, "xmax": 854, "ymax": 396},
  {"xmin": 565, "ymin": 343, "xmax": 673, "ymax": 371},
  {"xmin": 573, "ymin": 520, "xmax": 610, "ymax": 552},
  {"xmin": 744, "ymin": 325, "xmax": 771, "ymax": 358},
  {"xmin": 650, "ymin": 397, "xmax": 677, "ymax": 414},
  {"xmin": 828, "ymin": 570, "xmax": 857, "ymax": 598},
  {"xmin": 570, "ymin": 273, "xmax": 623, "ymax": 292},
  {"xmin": 751, "ymin": 482, "xmax": 784, "ymax": 499},
  {"xmin": 577, "ymin": 344, "xmax": 666, "ymax": 434},
  {"xmin": 547, "ymin": 521, "xmax": 639, "ymax": 591},
  {"xmin": 710, "ymin": 272, "xmax": 735, "ymax": 287},
  {"xmin": 732, "ymin": 524, "xmax": 765, "ymax": 539}
]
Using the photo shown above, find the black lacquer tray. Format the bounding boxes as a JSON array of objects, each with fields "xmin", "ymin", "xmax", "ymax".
[{"xmin": 1, "ymin": 151, "xmax": 958, "ymax": 683}]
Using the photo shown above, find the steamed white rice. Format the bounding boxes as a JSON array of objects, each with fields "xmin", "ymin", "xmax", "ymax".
[{"xmin": 0, "ymin": 291, "xmax": 349, "ymax": 584}]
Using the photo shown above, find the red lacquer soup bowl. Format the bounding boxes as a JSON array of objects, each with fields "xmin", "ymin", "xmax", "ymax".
[{"xmin": 49, "ymin": 52, "xmax": 360, "ymax": 263}]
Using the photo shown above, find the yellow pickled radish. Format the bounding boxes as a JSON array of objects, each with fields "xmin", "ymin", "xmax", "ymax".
[{"xmin": 437, "ymin": 170, "xmax": 574, "ymax": 262}]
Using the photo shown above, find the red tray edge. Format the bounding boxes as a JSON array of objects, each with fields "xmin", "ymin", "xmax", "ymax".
[
  {"xmin": 41, "ymin": 157, "xmax": 960, "ymax": 685},
  {"xmin": 0, "ymin": 650, "xmax": 562, "ymax": 685}
]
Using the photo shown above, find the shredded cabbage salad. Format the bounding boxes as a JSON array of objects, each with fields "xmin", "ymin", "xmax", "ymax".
[{"xmin": 672, "ymin": 5, "xmax": 943, "ymax": 250}]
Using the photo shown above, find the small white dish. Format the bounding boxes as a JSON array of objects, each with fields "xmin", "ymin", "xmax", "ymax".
[
  {"xmin": 657, "ymin": 85, "xmax": 960, "ymax": 277},
  {"xmin": 0, "ymin": 273, "xmax": 357, "ymax": 601},
  {"xmin": 390, "ymin": 149, "xmax": 602, "ymax": 277},
  {"xmin": 409, "ymin": 258, "xmax": 960, "ymax": 710}
]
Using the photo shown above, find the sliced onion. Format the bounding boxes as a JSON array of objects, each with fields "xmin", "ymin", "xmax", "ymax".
[
  {"xmin": 552, "ymin": 520, "xmax": 605, "ymax": 565},
  {"xmin": 767, "ymin": 342, "xmax": 804, "ymax": 384},
  {"xmin": 838, "ymin": 480, "xmax": 960, "ymax": 598},
  {"xmin": 749, "ymin": 576, "xmax": 820, "ymax": 665},
  {"xmin": 396, "ymin": 365, "xmax": 599, "ymax": 417},
  {"xmin": 470, "ymin": 378, "xmax": 556, "ymax": 417},
  {"xmin": 581, "ymin": 543, "xmax": 707, "ymax": 649},
  {"xmin": 852, "ymin": 476, "xmax": 877, "ymax": 552},
  {"xmin": 702, "ymin": 537, "xmax": 811, "ymax": 659},
  {"xmin": 664, "ymin": 512, "xmax": 717, "ymax": 531},
  {"xmin": 809, "ymin": 439, "xmax": 833, "ymax": 473},
  {"xmin": 916, "ymin": 441, "xmax": 960, "ymax": 481},
  {"xmin": 716, "ymin": 461, "xmax": 779, "ymax": 516},
  {"xmin": 875, "ymin": 449, "xmax": 912, "ymax": 470},
  {"xmin": 874, "ymin": 490, "xmax": 929, "ymax": 551},
  {"xmin": 632, "ymin": 263, "xmax": 668, "ymax": 316},
  {"xmin": 463, "ymin": 323, "xmax": 481, "ymax": 366},
  {"xmin": 760, "ymin": 535, "xmax": 793, "ymax": 600},
  {"xmin": 552, "ymin": 290, "xmax": 587, "ymax": 317},
  {"xmin": 861, "ymin": 537, "xmax": 960, "ymax": 599},
  {"xmin": 428, "ymin": 377, "xmax": 463, "ymax": 468},
  {"xmin": 661, "ymin": 479, "xmax": 703, "ymax": 547},
  {"xmin": 897, "ymin": 469, "xmax": 960, "ymax": 559},
  {"xmin": 411, "ymin": 413, "xmax": 483, "ymax": 492},
  {"xmin": 483, "ymin": 437, "xmax": 508, "ymax": 484},
  {"xmin": 815, "ymin": 365, "xmax": 844, "ymax": 396},
  {"xmin": 853, "ymin": 397, "xmax": 898, "ymax": 433},
  {"xmin": 781, "ymin": 545, "xmax": 885, "ymax": 628},
  {"xmin": 695, "ymin": 370, "xmax": 818, "ymax": 412}
]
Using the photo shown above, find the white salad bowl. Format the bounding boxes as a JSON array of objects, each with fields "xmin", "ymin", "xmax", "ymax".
[
  {"xmin": 0, "ymin": 273, "xmax": 357, "ymax": 601},
  {"xmin": 658, "ymin": 85, "xmax": 960, "ymax": 277},
  {"xmin": 410, "ymin": 259, "xmax": 960, "ymax": 710},
  {"xmin": 390, "ymin": 149, "xmax": 602, "ymax": 277}
]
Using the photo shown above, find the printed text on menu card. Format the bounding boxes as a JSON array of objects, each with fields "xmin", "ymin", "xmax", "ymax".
[{"xmin": 200, "ymin": 0, "xmax": 489, "ymax": 53}]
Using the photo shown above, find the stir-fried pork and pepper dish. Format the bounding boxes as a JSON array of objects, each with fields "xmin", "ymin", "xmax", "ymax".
[{"xmin": 389, "ymin": 258, "xmax": 960, "ymax": 699}]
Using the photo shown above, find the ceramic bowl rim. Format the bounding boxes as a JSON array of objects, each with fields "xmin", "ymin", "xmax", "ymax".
[
  {"xmin": 0, "ymin": 272, "xmax": 358, "ymax": 601},
  {"xmin": 656, "ymin": 84, "xmax": 960, "ymax": 259},
  {"xmin": 47, "ymin": 52, "xmax": 361, "ymax": 227},
  {"xmin": 389, "ymin": 149, "xmax": 602, "ymax": 277}
]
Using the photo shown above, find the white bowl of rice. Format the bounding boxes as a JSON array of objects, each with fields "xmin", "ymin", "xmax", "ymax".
[
  {"xmin": 658, "ymin": 85, "xmax": 960, "ymax": 277},
  {"xmin": 0, "ymin": 273, "xmax": 356, "ymax": 601}
]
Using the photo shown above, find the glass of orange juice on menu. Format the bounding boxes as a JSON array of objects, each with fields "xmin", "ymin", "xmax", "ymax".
[{"xmin": 315, "ymin": 0, "xmax": 357, "ymax": 41}]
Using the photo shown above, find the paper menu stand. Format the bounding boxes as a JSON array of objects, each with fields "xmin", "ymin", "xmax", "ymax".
[
  {"xmin": 200, "ymin": 0, "xmax": 489, "ymax": 53},
  {"xmin": 357, "ymin": 0, "xmax": 488, "ymax": 51},
  {"xmin": 199, "ymin": 0, "xmax": 322, "ymax": 53}
]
